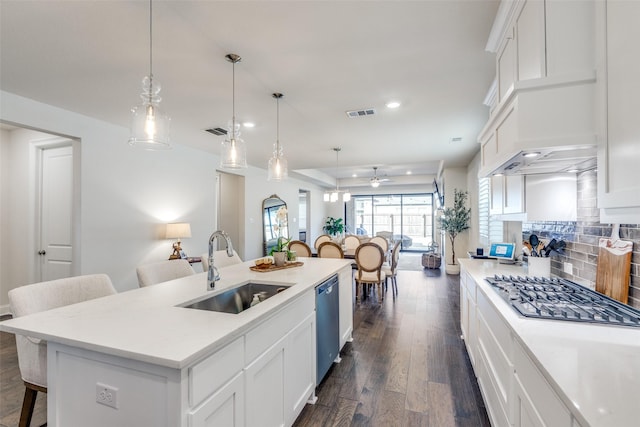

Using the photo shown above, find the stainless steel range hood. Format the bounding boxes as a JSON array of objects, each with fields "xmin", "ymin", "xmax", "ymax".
[{"xmin": 490, "ymin": 145, "xmax": 597, "ymax": 176}]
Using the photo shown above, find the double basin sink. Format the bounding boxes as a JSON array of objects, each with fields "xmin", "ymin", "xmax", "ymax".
[{"xmin": 182, "ymin": 282, "xmax": 290, "ymax": 314}]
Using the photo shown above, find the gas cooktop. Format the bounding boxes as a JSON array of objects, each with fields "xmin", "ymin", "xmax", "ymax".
[{"xmin": 485, "ymin": 275, "xmax": 640, "ymax": 328}]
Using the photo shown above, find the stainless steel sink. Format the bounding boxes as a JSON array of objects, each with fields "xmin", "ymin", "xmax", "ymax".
[{"xmin": 182, "ymin": 283, "xmax": 290, "ymax": 314}]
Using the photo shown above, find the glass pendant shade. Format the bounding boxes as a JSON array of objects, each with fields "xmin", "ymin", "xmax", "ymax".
[
  {"xmin": 129, "ymin": 76, "xmax": 171, "ymax": 149},
  {"xmin": 267, "ymin": 93, "xmax": 288, "ymax": 181},
  {"xmin": 220, "ymin": 53, "xmax": 248, "ymax": 169},
  {"xmin": 268, "ymin": 144, "xmax": 288, "ymax": 181},
  {"xmin": 342, "ymin": 191, "xmax": 351, "ymax": 202},
  {"xmin": 220, "ymin": 119, "xmax": 247, "ymax": 169}
]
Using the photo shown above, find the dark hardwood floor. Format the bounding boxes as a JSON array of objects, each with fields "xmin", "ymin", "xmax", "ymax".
[
  {"xmin": 294, "ymin": 268, "xmax": 490, "ymax": 427},
  {"xmin": 0, "ymin": 261, "xmax": 489, "ymax": 427}
]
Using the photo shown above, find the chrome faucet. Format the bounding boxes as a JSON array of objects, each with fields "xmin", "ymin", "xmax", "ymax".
[{"xmin": 207, "ymin": 230, "xmax": 234, "ymax": 291}]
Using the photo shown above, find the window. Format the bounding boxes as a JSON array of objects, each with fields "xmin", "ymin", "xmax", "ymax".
[
  {"xmin": 346, "ymin": 193, "xmax": 434, "ymax": 251},
  {"xmin": 479, "ymin": 177, "xmax": 503, "ymax": 246}
]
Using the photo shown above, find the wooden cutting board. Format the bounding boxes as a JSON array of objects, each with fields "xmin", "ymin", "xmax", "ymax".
[{"xmin": 596, "ymin": 224, "xmax": 633, "ymax": 304}]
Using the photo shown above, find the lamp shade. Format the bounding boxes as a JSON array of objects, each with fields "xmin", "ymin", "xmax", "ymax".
[{"xmin": 165, "ymin": 223, "xmax": 191, "ymax": 239}]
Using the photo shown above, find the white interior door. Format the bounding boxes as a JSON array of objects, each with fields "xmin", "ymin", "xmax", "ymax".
[{"xmin": 39, "ymin": 145, "xmax": 73, "ymax": 281}]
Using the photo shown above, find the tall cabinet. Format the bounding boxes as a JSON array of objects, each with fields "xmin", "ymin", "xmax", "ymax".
[{"xmin": 597, "ymin": 1, "xmax": 640, "ymax": 222}]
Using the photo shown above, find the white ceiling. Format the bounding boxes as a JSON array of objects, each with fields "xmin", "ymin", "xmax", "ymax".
[{"xmin": 0, "ymin": 0, "xmax": 499, "ymax": 187}]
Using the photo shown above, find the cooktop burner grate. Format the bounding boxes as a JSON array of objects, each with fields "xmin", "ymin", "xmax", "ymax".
[{"xmin": 485, "ymin": 275, "xmax": 640, "ymax": 327}]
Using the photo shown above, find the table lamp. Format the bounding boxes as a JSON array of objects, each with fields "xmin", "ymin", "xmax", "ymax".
[{"xmin": 166, "ymin": 222, "xmax": 191, "ymax": 259}]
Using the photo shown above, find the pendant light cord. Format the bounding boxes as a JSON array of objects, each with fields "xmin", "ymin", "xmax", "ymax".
[
  {"xmin": 148, "ymin": 0, "xmax": 153, "ymax": 101},
  {"xmin": 232, "ymin": 60, "xmax": 236, "ymax": 136},
  {"xmin": 276, "ymin": 96, "xmax": 280, "ymax": 151}
]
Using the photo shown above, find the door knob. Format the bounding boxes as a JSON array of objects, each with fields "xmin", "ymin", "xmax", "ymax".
[{"xmin": 38, "ymin": 250, "xmax": 46, "ymax": 255}]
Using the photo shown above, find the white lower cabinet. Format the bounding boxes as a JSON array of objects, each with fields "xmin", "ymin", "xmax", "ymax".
[
  {"xmin": 513, "ymin": 340, "xmax": 571, "ymax": 427},
  {"xmin": 48, "ymin": 289, "xmax": 317, "ymax": 427},
  {"xmin": 461, "ymin": 265, "xmax": 582, "ymax": 427},
  {"xmin": 245, "ymin": 335, "xmax": 286, "ymax": 427},
  {"xmin": 189, "ymin": 372, "xmax": 244, "ymax": 427}
]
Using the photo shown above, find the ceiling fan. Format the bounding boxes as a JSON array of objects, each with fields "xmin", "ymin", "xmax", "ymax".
[{"xmin": 369, "ymin": 167, "xmax": 391, "ymax": 188}]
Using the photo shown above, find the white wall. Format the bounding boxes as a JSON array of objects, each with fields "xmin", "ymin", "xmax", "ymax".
[
  {"xmin": 0, "ymin": 91, "xmax": 328, "ymax": 312},
  {"xmin": 0, "ymin": 129, "xmax": 9, "ymax": 306},
  {"xmin": 442, "ymin": 167, "xmax": 469, "ymax": 265}
]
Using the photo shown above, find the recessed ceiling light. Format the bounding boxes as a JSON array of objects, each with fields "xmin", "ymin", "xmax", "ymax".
[
  {"xmin": 494, "ymin": 172, "xmax": 504, "ymax": 177},
  {"xmin": 352, "ymin": 173, "xmax": 357, "ymax": 178},
  {"xmin": 523, "ymin": 151, "xmax": 540, "ymax": 158},
  {"xmin": 385, "ymin": 101, "xmax": 401, "ymax": 109},
  {"xmin": 567, "ymin": 169, "xmax": 579, "ymax": 173},
  {"xmin": 406, "ymin": 170, "xmax": 412, "ymax": 175},
  {"xmin": 243, "ymin": 122, "xmax": 255, "ymax": 128}
]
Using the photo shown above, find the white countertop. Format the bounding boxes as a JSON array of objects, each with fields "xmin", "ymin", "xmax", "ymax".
[
  {"xmin": 0, "ymin": 257, "xmax": 352, "ymax": 369},
  {"xmin": 460, "ymin": 259, "xmax": 640, "ymax": 427}
]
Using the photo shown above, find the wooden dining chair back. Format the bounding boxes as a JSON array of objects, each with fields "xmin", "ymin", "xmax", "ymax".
[
  {"xmin": 382, "ymin": 241, "xmax": 401, "ymax": 297},
  {"xmin": 289, "ymin": 240, "xmax": 312, "ymax": 257},
  {"xmin": 344, "ymin": 235, "xmax": 360, "ymax": 251},
  {"xmin": 317, "ymin": 241, "xmax": 344, "ymax": 259},
  {"xmin": 136, "ymin": 259, "xmax": 195, "ymax": 287},
  {"xmin": 8, "ymin": 274, "xmax": 117, "ymax": 427},
  {"xmin": 355, "ymin": 242, "xmax": 386, "ymax": 302},
  {"xmin": 369, "ymin": 235, "xmax": 389, "ymax": 252},
  {"xmin": 314, "ymin": 234, "xmax": 332, "ymax": 250}
]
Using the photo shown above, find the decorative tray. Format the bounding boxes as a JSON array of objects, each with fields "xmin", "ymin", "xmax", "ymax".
[{"xmin": 250, "ymin": 261, "xmax": 304, "ymax": 272}]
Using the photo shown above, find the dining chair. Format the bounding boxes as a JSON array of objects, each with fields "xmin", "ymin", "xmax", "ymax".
[
  {"xmin": 317, "ymin": 241, "xmax": 344, "ymax": 259},
  {"xmin": 136, "ymin": 259, "xmax": 195, "ymax": 287},
  {"xmin": 382, "ymin": 241, "xmax": 401, "ymax": 297},
  {"xmin": 369, "ymin": 235, "xmax": 389, "ymax": 252},
  {"xmin": 201, "ymin": 249, "xmax": 243, "ymax": 271},
  {"xmin": 355, "ymin": 242, "xmax": 386, "ymax": 303},
  {"xmin": 344, "ymin": 235, "xmax": 360, "ymax": 252},
  {"xmin": 314, "ymin": 234, "xmax": 332, "ymax": 250},
  {"xmin": 8, "ymin": 274, "xmax": 117, "ymax": 427},
  {"xmin": 289, "ymin": 240, "xmax": 312, "ymax": 258}
]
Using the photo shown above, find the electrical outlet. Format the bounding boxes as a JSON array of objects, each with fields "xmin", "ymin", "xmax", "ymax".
[
  {"xmin": 563, "ymin": 262, "xmax": 573, "ymax": 275},
  {"xmin": 96, "ymin": 383, "xmax": 118, "ymax": 409}
]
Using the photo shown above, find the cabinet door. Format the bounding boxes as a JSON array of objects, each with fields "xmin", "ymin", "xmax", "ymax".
[
  {"xmin": 245, "ymin": 337, "xmax": 286, "ymax": 427},
  {"xmin": 599, "ymin": 0, "xmax": 640, "ymax": 211},
  {"xmin": 338, "ymin": 266, "xmax": 353, "ymax": 348},
  {"xmin": 189, "ymin": 372, "xmax": 244, "ymax": 427},
  {"xmin": 498, "ymin": 27, "xmax": 517, "ymax": 102},
  {"xmin": 516, "ymin": 0, "xmax": 546, "ymax": 81},
  {"xmin": 503, "ymin": 175, "xmax": 524, "ymax": 214},
  {"xmin": 514, "ymin": 375, "xmax": 545, "ymax": 427},
  {"xmin": 284, "ymin": 313, "xmax": 316, "ymax": 425},
  {"xmin": 490, "ymin": 175, "xmax": 505, "ymax": 215}
]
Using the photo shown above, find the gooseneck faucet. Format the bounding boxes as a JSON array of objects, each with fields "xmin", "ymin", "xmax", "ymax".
[{"xmin": 208, "ymin": 230, "xmax": 234, "ymax": 291}]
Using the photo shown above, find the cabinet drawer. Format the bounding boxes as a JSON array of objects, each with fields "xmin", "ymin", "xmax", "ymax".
[
  {"xmin": 245, "ymin": 290, "xmax": 314, "ymax": 364},
  {"xmin": 476, "ymin": 347, "xmax": 511, "ymax": 427},
  {"xmin": 514, "ymin": 341, "xmax": 571, "ymax": 426},
  {"xmin": 189, "ymin": 337, "xmax": 244, "ymax": 407}
]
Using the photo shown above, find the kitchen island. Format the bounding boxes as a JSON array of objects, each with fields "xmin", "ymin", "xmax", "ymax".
[
  {"xmin": 459, "ymin": 258, "xmax": 640, "ymax": 427},
  {"xmin": 0, "ymin": 257, "xmax": 353, "ymax": 427}
]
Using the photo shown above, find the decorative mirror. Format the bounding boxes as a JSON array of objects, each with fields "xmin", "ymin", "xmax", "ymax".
[{"xmin": 262, "ymin": 194, "xmax": 289, "ymax": 255}]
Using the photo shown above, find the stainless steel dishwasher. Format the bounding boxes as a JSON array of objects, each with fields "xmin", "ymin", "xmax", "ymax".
[{"xmin": 316, "ymin": 274, "xmax": 340, "ymax": 384}]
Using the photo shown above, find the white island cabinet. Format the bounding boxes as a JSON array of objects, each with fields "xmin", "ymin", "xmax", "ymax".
[
  {"xmin": 0, "ymin": 258, "xmax": 353, "ymax": 427},
  {"xmin": 460, "ymin": 259, "xmax": 640, "ymax": 427}
]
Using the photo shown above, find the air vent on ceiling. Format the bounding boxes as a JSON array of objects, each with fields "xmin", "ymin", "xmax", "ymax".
[
  {"xmin": 205, "ymin": 127, "xmax": 227, "ymax": 136},
  {"xmin": 346, "ymin": 108, "xmax": 376, "ymax": 118}
]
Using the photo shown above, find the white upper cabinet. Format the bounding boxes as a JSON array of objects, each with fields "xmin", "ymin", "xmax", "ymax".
[
  {"xmin": 479, "ymin": 0, "xmax": 597, "ymax": 178},
  {"xmin": 597, "ymin": 0, "xmax": 640, "ymax": 220}
]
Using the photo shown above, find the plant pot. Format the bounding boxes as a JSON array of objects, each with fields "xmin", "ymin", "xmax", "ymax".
[
  {"xmin": 445, "ymin": 263, "xmax": 460, "ymax": 275},
  {"xmin": 273, "ymin": 252, "xmax": 287, "ymax": 267}
]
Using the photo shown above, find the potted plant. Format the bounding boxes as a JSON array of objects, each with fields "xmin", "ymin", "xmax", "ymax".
[
  {"xmin": 323, "ymin": 217, "xmax": 344, "ymax": 241},
  {"xmin": 270, "ymin": 206, "xmax": 291, "ymax": 266},
  {"xmin": 439, "ymin": 188, "xmax": 471, "ymax": 275}
]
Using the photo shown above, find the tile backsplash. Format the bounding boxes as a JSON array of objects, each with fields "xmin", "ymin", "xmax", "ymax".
[{"xmin": 522, "ymin": 170, "xmax": 639, "ymax": 309}]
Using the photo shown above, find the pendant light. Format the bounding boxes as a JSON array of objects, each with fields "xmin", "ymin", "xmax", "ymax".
[
  {"xmin": 220, "ymin": 53, "xmax": 247, "ymax": 169},
  {"xmin": 267, "ymin": 93, "xmax": 288, "ymax": 181},
  {"xmin": 128, "ymin": 0, "xmax": 171, "ymax": 149},
  {"xmin": 370, "ymin": 167, "xmax": 381, "ymax": 188},
  {"xmin": 324, "ymin": 148, "xmax": 351, "ymax": 203}
]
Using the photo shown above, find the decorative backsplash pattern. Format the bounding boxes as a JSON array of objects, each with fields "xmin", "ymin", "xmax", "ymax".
[{"xmin": 523, "ymin": 170, "xmax": 639, "ymax": 309}]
